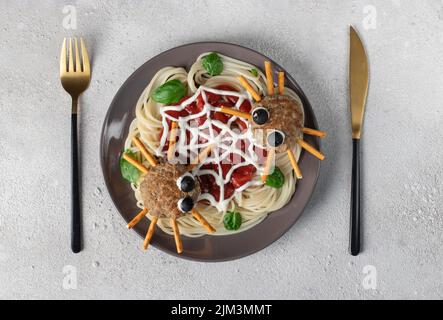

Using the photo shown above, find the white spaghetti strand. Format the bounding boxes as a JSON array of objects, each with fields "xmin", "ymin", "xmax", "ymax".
[{"xmin": 124, "ymin": 54, "xmax": 304, "ymax": 237}]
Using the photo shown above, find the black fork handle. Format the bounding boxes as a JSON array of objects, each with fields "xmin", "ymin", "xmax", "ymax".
[
  {"xmin": 350, "ymin": 138, "xmax": 360, "ymax": 256},
  {"xmin": 71, "ymin": 112, "xmax": 81, "ymax": 253}
]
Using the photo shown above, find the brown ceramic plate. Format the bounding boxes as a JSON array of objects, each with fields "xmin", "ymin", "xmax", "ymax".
[{"xmin": 100, "ymin": 42, "xmax": 321, "ymax": 262}]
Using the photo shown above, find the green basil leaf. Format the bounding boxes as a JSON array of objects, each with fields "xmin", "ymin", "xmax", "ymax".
[
  {"xmin": 265, "ymin": 166, "xmax": 285, "ymax": 188},
  {"xmin": 223, "ymin": 211, "xmax": 242, "ymax": 230},
  {"xmin": 152, "ymin": 79, "xmax": 186, "ymax": 104},
  {"xmin": 202, "ymin": 52, "xmax": 224, "ymax": 76},
  {"xmin": 250, "ymin": 68, "xmax": 258, "ymax": 77},
  {"xmin": 120, "ymin": 150, "xmax": 141, "ymax": 184}
]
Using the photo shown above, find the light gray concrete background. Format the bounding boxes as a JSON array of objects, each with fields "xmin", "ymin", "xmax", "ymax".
[{"xmin": 0, "ymin": 0, "xmax": 442, "ymax": 300}]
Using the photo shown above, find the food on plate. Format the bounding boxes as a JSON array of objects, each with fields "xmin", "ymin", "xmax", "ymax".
[{"xmin": 120, "ymin": 52, "xmax": 326, "ymax": 252}]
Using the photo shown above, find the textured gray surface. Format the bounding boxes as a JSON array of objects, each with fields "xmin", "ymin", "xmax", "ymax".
[{"xmin": 0, "ymin": 0, "xmax": 442, "ymax": 300}]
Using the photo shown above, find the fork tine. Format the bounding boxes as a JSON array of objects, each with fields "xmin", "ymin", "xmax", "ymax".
[
  {"xmin": 74, "ymin": 37, "xmax": 80, "ymax": 72},
  {"xmin": 60, "ymin": 38, "xmax": 67, "ymax": 74},
  {"xmin": 68, "ymin": 38, "xmax": 74, "ymax": 72},
  {"xmin": 80, "ymin": 38, "xmax": 90, "ymax": 74}
]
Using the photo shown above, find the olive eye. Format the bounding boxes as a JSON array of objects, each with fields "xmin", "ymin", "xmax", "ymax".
[
  {"xmin": 178, "ymin": 196, "xmax": 194, "ymax": 213},
  {"xmin": 177, "ymin": 173, "xmax": 195, "ymax": 192},
  {"xmin": 267, "ymin": 130, "xmax": 285, "ymax": 147},
  {"xmin": 252, "ymin": 107, "xmax": 269, "ymax": 125}
]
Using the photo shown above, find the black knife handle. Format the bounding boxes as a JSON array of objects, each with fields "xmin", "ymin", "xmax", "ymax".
[
  {"xmin": 71, "ymin": 113, "xmax": 81, "ymax": 253},
  {"xmin": 350, "ymin": 138, "xmax": 360, "ymax": 256}
]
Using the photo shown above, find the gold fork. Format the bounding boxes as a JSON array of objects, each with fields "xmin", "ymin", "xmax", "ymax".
[{"xmin": 60, "ymin": 37, "xmax": 91, "ymax": 253}]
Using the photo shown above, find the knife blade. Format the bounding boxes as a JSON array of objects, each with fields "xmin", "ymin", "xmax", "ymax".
[
  {"xmin": 349, "ymin": 25, "xmax": 369, "ymax": 256},
  {"xmin": 350, "ymin": 26, "xmax": 369, "ymax": 139}
]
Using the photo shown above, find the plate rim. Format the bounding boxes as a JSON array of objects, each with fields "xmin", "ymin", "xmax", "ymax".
[{"xmin": 100, "ymin": 41, "xmax": 321, "ymax": 262}]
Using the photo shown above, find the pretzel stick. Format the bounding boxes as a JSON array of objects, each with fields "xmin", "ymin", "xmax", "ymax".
[
  {"xmin": 261, "ymin": 147, "xmax": 275, "ymax": 183},
  {"xmin": 171, "ymin": 217, "xmax": 183, "ymax": 254},
  {"xmin": 264, "ymin": 61, "xmax": 274, "ymax": 96},
  {"xmin": 297, "ymin": 139, "xmax": 325, "ymax": 160},
  {"xmin": 127, "ymin": 208, "xmax": 148, "ymax": 229},
  {"xmin": 142, "ymin": 215, "xmax": 158, "ymax": 250},
  {"xmin": 167, "ymin": 121, "xmax": 178, "ymax": 161},
  {"xmin": 191, "ymin": 209, "xmax": 216, "ymax": 233},
  {"xmin": 188, "ymin": 144, "xmax": 214, "ymax": 170},
  {"xmin": 302, "ymin": 127, "xmax": 327, "ymax": 138},
  {"xmin": 238, "ymin": 76, "xmax": 261, "ymax": 102},
  {"xmin": 219, "ymin": 106, "xmax": 252, "ymax": 120},
  {"xmin": 287, "ymin": 149, "xmax": 303, "ymax": 179},
  {"xmin": 278, "ymin": 72, "xmax": 285, "ymax": 95},
  {"xmin": 132, "ymin": 136, "xmax": 158, "ymax": 167},
  {"xmin": 122, "ymin": 153, "xmax": 149, "ymax": 174}
]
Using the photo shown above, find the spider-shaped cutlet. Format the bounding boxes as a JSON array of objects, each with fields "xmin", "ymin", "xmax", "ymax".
[
  {"xmin": 123, "ymin": 137, "xmax": 215, "ymax": 254},
  {"xmin": 219, "ymin": 60, "xmax": 327, "ymax": 182},
  {"xmin": 251, "ymin": 95, "xmax": 304, "ymax": 153}
]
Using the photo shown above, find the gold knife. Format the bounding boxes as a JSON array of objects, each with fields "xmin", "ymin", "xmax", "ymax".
[{"xmin": 349, "ymin": 26, "xmax": 369, "ymax": 256}]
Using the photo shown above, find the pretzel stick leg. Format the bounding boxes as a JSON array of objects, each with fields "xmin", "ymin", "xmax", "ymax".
[
  {"xmin": 167, "ymin": 121, "xmax": 178, "ymax": 161},
  {"xmin": 188, "ymin": 144, "xmax": 214, "ymax": 170},
  {"xmin": 142, "ymin": 216, "xmax": 158, "ymax": 250},
  {"xmin": 297, "ymin": 139, "xmax": 325, "ymax": 160},
  {"xmin": 278, "ymin": 72, "xmax": 285, "ymax": 95},
  {"xmin": 132, "ymin": 136, "xmax": 158, "ymax": 167},
  {"xmin": 261, "ymin": 148, "xmax": 275, "ymax": 183},
  {"xmin": 302, "ymin": 127, "xmax": 327, "ymax": 138},
  {"xmin": 287, "ymin": 149, "xmax": 302, "ymax": 179},
  {"xmin": 171, "ymin": 217, "xmax": 183, "ymax": 254},
  {"xmin": 264, "ymin": 61, "xmax": 274, "ymax": 96},
  {"xmin": 192, "ymin": 209, "xmax": 216, "ymax": 233},
  {"xmin": 127, "ymin": 208, "xmax": 148, "ymax": 229},
  {"xmin": 219, "ymin": 106, "xmax": 252, "ymax": 120},
  {"xmin": 238, "ymin": 76, "xmax": 262, "ymax": 102},
  {"xmin": 122, "ymin": 153, "xmax": 149, "ymax": 174}
]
